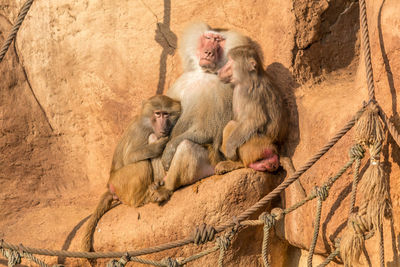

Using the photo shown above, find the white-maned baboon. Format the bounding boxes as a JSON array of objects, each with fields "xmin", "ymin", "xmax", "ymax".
[{"xmin": 161, "ymin": 22, "xmax": 250, "ymax": 191}]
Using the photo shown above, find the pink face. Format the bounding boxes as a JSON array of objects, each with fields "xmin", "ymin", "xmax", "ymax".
[
  {"xmin": 152, "ymin": 110, "xmax": 171, "ymax": 138},
  {"xmin": 197, "ymin": 32, "xmax": 226, "ymax": 71}
]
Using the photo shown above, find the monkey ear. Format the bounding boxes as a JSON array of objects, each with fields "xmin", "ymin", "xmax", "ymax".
[{"xmin": 248, "ymin": 58, "xmax": 257, "ymax": 71}]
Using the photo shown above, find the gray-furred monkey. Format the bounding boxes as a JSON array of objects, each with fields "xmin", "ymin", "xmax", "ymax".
[{"xmin": 161, "ymin": 22, "xmax": 249, "ymax": 191}]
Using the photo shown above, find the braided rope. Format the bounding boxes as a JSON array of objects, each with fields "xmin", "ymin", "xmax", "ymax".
[
  {"xmin": 349, "ymin": 156, "xmax": 361, "ymax": 215},
  {"xmin": 316, "ymin": 247, "xmax": 340, "ymax": 267},
  {"xmin": 179, "ymin": 246, "xmax": 219, "ymax": 265},
  {"xmin": 359, "ymin": 0, "xmax": 376, "ymax": 102},
  {"xmin": 0, "ymin": 248, "xmax": 21, "ymax": 267},
  {"xmin": 0, "ymin": 0, "xmax": 35, "ymax": 62},
  {"xmin": 260, "ymin": 213, "xmax": 275, "ymax": 267},
  {"xmin": 307, "ymin": 187, "xmax": 328, "ymax": 267},
  {"xmin": 377, "ymin": 105, "xmax": 400, "ymax": 148}
]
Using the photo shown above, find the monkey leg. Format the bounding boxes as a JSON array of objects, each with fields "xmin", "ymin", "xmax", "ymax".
[
  {"xmin": 108, "ymin": 161, "xmax": 153, "ymax": 207},
  {"xmin": 239, "ymin": 135, "xmax": 280, "ymax": 172},
  {"xmin": 214, "ymin": 160, "xmax": 244, "ymax": 175},
  {"xmin": 220, "ymin": 120, "xmax": 238, "ymax": 157},
  {"xmin": 164, "ymin": 140, "xmax": 214, "ymax": 191}
]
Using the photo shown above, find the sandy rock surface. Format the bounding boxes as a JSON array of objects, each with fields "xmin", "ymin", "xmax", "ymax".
[{"xmin": 1, "ymin": 0, "xmax": 400, "ymax": 266}]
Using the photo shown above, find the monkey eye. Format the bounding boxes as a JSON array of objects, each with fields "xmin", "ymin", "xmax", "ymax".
[{"xmin": 154, "ymin": 112, "xmax": 162, "ymax": 118}]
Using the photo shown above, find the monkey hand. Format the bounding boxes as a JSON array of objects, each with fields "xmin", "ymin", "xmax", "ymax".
[
  {"xmin": 152, "ymin": 137, "xmax": 169, "ymax": 155},
  {"xmin": 161, "ymin": 142, "xmax": 177, "ymax": 171}
]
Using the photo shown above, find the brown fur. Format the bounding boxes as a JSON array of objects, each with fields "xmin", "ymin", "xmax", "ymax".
[
  {"xmin": 160, "ymin": 22, "xmax": 250, "ymax": 191},
  {"xmin": 215, "ymin": 46, "xmax": 300, "ymax": 182},
  {"xmin": 81, "ymin": 95, "xmax": 181, "ymax": 253}
]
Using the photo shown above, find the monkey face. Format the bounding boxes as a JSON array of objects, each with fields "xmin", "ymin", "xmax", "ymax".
[
  {"xmin": 152, "ymin": 110, "xmax": 172, "ymax": 138},
  {"xmin": 197, "ymin": 32, "xmax": 226, "ymax": 72}
]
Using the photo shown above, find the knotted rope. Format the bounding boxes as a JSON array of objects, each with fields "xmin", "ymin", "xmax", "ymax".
[
  {"xmin": 340, "ymin": 103, "xmax": 388, "ymax": 266},
  {"xmin": 259, "ymin": 212, "xmax": 276, "ymax": 267},
  {"xmin": 307, "ymin": 186, "xmax": 329, "ymax": 267}
]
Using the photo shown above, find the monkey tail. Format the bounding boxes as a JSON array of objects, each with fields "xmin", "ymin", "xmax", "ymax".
[{"xmin": 81, "ymin": 191, "xmax": 115, "ymax": 252}]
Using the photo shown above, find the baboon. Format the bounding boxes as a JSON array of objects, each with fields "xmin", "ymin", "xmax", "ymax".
[
  {"xmin": 160, "ymin": 22, "xmax": 250, "ymax": 191},
  {"xmin": 81, "ymin": 95, "xmax": 181, "ymax": 252},
  {"xmin": 214, "ymin": 45, "xmax": 300, "ymax": 179}
]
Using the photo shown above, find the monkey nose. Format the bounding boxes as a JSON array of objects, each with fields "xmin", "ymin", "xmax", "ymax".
[{"xmin": 204, "ymin": 50, "xmax": 214, "ymax": 57}]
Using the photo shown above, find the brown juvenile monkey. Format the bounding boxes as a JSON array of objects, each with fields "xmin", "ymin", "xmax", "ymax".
[
  {"xmin": 81, "ymin": 95, "xmax": 181, "ymax": 252},
  {"xmin": 214, "ymin": 45, "xmax": 299, "ymax": 178},
  {"xmin": 160, "ymin": 22, "xmax": 250, "ymax": 191}
]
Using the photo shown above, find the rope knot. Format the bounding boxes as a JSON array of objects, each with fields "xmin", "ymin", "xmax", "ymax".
[
  {"xmin": 369, "ymin": 141, "xmax": 383, "ymax": 160},
  {"xmin": 349, "ymin": 144, "xmax": 365, "ymax": 159},
  {"xmin": 162, "ymin": 257, "xmax": 180, "ymax": 267},
  {"xmin": 313, "ymin": 186, "xmax": 329, "ymax": 201},
  {"xmin": 271, "ymin": 207, "xmax": 284, "ymax": 221},
  {"xmin": 4, "ymin": 249, "xmax": 21, "ymax": 267},
  {"xmin": 192, "ymin": 223, "xmax": 216, "ymax": 245},
  {"xmin": 216, "ymin": 235, "xmax": 232, "ymax": 251},
  {"xmin": 348, "ymin": 213, "xmax": 370, "ymax": 235},
  {"xmin": 259, "ymin": 212, "xmax": 276, "ymax": 229},
  {"xmin": 106, "ymin": 253, "xmax": 130, "ymax": 267}
]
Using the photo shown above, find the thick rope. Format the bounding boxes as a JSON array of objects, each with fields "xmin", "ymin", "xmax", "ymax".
[
  {"xmin": 316, "ymin": 247, "xmax": 340, "ymax": 267},
  {"xmin": 349, "ymin": 155, "xmax": 361, "ymax": 215},
  {"xmin": 0, "ymin": 248, "xmax": 21, "ymax": 267},
  {"xmin": 260, "ymin": 213, "xmax": 275, "ymax": 267},
  {"xmin": 0, "ymin": 0, "xmax": 35, "ymax": 63},
  {"xmin": 377, "ymin": 105, "xmax": 400, "ymax": 148},
  {"xmin": 307, "ymin": 186, "xmax": 328, "ymax": 267},
  {"xmin": 359, "ymin": 0, "xmax": 376, "ymax": 102}
]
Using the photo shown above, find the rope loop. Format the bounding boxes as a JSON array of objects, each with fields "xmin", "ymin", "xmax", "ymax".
[
  {"xmin": 259, "ymin": 212, "xmax": 276, "ymax": 229},
  {"xmin": 312, "ymin": 186, "xmax": 329, "ymax": 201},
  {"xmin": 271, "ymin": 207, "xmax": 284, "ymax": 221},
  {"xmin": 192, "ymin": 223, "xmax": 216, "ymax": 245},
  {"xmin": 349, "ymin": 143, "xmax": 365, "ymax": 159},
  {"xmin": 162, "ymin": 257, "xmax": 180, "ymax": 267}
]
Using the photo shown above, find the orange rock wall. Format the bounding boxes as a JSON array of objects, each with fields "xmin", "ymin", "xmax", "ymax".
[{"xmin": 0, "ymin": 0, "xmax": 399, "ymax": 266}]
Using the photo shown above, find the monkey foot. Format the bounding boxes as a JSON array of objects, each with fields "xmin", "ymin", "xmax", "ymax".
[
  {"xmin": 148, "ymin": 185, "xmax": 172, "ymax": 204},
  {"xmin": 215, "ymin": 160, "xmax": 244, "ymax": 175}
]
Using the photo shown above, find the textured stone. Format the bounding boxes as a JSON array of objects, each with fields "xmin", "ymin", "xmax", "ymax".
[{"xmin": 0, "ymin": 0, "xmax": 399, "ymax": 266}]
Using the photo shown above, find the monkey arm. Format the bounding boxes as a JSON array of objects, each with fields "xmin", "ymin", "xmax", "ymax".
[
  {"xmin": 224, "ymin": 121, "xmax": 262, "ymax": 160},
  {"xmin": 161, "ymin": 130, "xmax": 212, "ymax": 170},
  {"xmin": 124, "ymin": 137, "xmax": 168, "ymax": 165}
]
